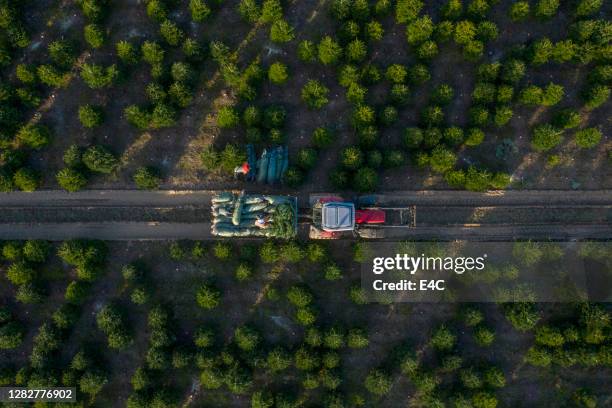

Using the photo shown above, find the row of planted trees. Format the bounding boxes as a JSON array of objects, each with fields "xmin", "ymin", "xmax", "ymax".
[{"xmin": 1, "ymin": 239, "xmax": 112, "ymax": 403}]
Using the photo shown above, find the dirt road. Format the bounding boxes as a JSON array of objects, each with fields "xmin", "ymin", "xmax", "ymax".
[{"xmin": 0, "ymin": 190, "xmax": 610, "ymax": 240}]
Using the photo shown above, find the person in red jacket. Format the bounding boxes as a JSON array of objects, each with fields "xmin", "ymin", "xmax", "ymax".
[{"xmin": 233, "ymin": 162, "xmax": 250, "ymax": 178}]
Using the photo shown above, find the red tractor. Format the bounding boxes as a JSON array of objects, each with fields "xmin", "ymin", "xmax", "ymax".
[{"xmin": 309, "ymin": 196, "xmax": 415, "ymax": 239}]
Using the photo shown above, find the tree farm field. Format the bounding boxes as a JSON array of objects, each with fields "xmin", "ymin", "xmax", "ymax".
[
  {"xmin": 0, "ymin": 0, "xmax": 608, "ymax": 193},
  {"xmin": 1, "ymin": 240, "xmax": 611, "ymax": 407}
]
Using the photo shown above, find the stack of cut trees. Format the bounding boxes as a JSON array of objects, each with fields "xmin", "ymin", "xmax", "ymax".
[{"xmin": 211, "ymin": 192, "xmax": 297, "ymax": 238}]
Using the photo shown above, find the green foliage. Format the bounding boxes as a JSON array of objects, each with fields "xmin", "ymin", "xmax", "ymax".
[
  {"xmin": 284, "ymin": 167, "xmax": 304, "ymax": 187},
  {"xmin": 6, "ymin": 261, "xmax": 36, "ymax": 285},
  {"xmin": 365, "ymin": 20, "xmax": 385, "ymax": 41},
  {"xmin": 463, "ymin": 40, "xmax": 484, "ymax": 61},
  {"xmin": 17, "ymin": 124, "xmax": 51, "ymax": 149},
  {"xmin": 270, "ymin": 19, "xmax": 294, "ymax": 43},
  {"xmin": 260, "ymin": 0, "xmax": 283, "ymax": 23},
  {"xmin": 96, "ymin": 304, "xmax": 133, "ymax": 349},
  {"xmin": 406, "ymin": 16, "xmax": 434, "ymax": 45},
  {"xmin": 364, "ymin": 369, "xmax": 392, "ymax": 395},
  {"xmin": 575, "ymin": 0, "xmax": 603, "ymax": 16},
  {"xmin": 395, "ymin": 0, "xmax": 424, "ymax": 24},
  {"xmin": 16, "ymin": 283, "xmax": 43, "ymax": 304},
  {"xmin": 263, "ymin": 105, "xmax": 286, "ymax": 128},
  {"xmin": 553, "ymin": 109, "xmax": 581, "ymax": 129},
  {"xmin": 323, "ymin": 327, "xmax": 345, "ymax": 349},
  {"xmin": 501, "ymin": 59, "xmax": 526, "ymax": 84},
  {"xmin": 116, "ymin": 40, "xmax": 138, "ymax": 65},
  {"xmin": 462, "ymin": 307, "xmax": 484, "ymax": 327},
  {"xmin": 380, "ymin": 106, "xmax": 398, "ymax": 126},
  {"xmin": 318, "ymin": 36, "xmax": 343, "ymax": 66},
  {"xmin": 504, "ymin": 302, "xmax": 540, "ymax": 331},
  {"xmin": 472, "ymin": 391, "xmax": 498, "ymax": 408},
  {"xmin": 260, "ymin": 241, "xmax": 279, "ymax": 263},
  {"xmin": 510, "ymin": 1, "xmax": 530, "ymax": 21},
  {"xmin": 432, "ymin": 83, "xmax": 454, "ymax": 105},
  {"xmin": 124, "ymin": 105, "xmax": 151, "ymax": 129},
  {"xmin": 298, "ymin": 40, "xmax": 317, "ymax": 62},
  {"xmin": 531, "ymin": 124, "xmax": 563, "ymax": 151},
  {"xmin": 235, "ymin": 263, "xmax": 252, "ymax": 281},
  {"xmin": 78, "ymin": 105, "xmax": 103, "ymax": 128},
  {"xmin": 429, "ymin": 146, "xmax": 457, "ymax": 173},
  {"xmin": 56, "ymin": 168, "xmax": 87, "ymax": 192},
  {"xmin": 422, "ymin": 105, "xmax": 445, "ymax": 126},
  {"xmin": 476, "ymin": 21, "xmax": 498, "ymax": 41},
  {"xmin": 2, "ymin": 242, "xmax": 22, "ymax": 261},
  {"xmin": 190, "ymin": 0, "xmax": 211, "ymax": 22},
  {"xmin": 535, "ymin": 325, "xmax": 565, "ymax": 347},
  {"xmin": 345, "ymin": 39, "xmax": 367, "ymax": 62},
  {"xmin": 416, "ymin": 40, "xmax": 438, "ymax": 60},
  {"xmin": 312, "ymin": 127, "xmax": 333, "ymax": 149},
  {"xmin": 146, "ymin": 0, "xmax": 167, "ymax": 21},
  {"xmin": 302, "ymin": 80, "xmax": 329, "ymax": 109},
  {"xmin": 535, "ymin": 0, "xmax": 559, "ymax": 19},
  {"xmin": 519, "ymin": 85, "xmax": 543, "ymax": 105},
  {"xmin": 454, "ymin": 20, "xmax": 476, "ymax": 45},
  {"xmin": 196, "ymin": 284, "xmax": 221, "ymax": 309},
  {"xmin": 287, "ymin": 285, "xmax": 313, "ymax": 308},
  {"xmin": 410, "ymin": 64, "xmax": 431, "ymax": 84},
  {"xmin": 22, "ymin": 241, "xmax": 49, "ymax": 263},
  {"xmin": 295, "ymin": 148, "xmax": 317, "ymax": 171},
  {"xmin": 347, "ymin": 328, "xmax": 369, "ymax": 348},
  {"xmin": 45, "ymin": 42, "xmax": 73, "ymax": 68},
  {"xmin": 82, "ymin": 145, "xmax": 117, "ymax": 173},
  {"xmin": 403, "ymin": 127, "xmax": 423, "ymax": 149},
  {"xmin": 84, "ymin": 24, "xmax": 105, "ymax": 48},
  {"xmin": 339, "ymin": 146, "xmax": 362, "ymax": 170},
  {"xmin": 441, "ymin": 0, "xmax": 463, "ymax": 20},
  {"xmin": 572, "ymin": 388, "xmax": 598, "ymax": 408},
  {"xmin": 324, "ymin": 263, "xmax": 343, "ymax": 281},
  {"xmin": 80, "ymin": 63, "xmax": 118, "ymax": 89},
  {"xmin": 494, "ymin": 105, "xmax": 513, "ymax": 127},
  {"xmin": 268, "ymin": 62, "xmax": 288, "ymax": 84},
  {"xmin": 160, "ymin": 19, "xmax": 185, "ymax": 46},
  {"xmin": 15, "ymin": 64, "xmax": 36, "ymax": 84},
  {"xmin": 431, "ymin": 324, "xmax": 456, "ymax": 351},
  {"xmin": 473, "ymin": 325, "xmax": 495, "ymax": 346},
  {"xmin": 0, "ymin": 321, "xmax": 24, "ymax": 349},
  {"xmin": 524, "ymin": 346, "xmax": 552, "ymax": 366},
  {"xmin": 141, "ymin": 41, "xmax": 165, "ymax": 65},
  {"xmin": 465, "ymin": 128, "xmax": 485, "ymax": 146},
  {"xmin": 583, "ymin": 84, "xmax": 609, "ymax": 110},
  {"xmin": 234, "ymin": 325, "xmax": 260, "ymax": 351},
  {"xmin": 133, "ymin": 167, "xmax": 161, "ymax": 190},
  {"xmin": 13, "ymin": 168, "xmax": 40, "ymax": 192},
  {"xmin": 459, "ymin": 367, "xmax": 483, "ymax": 389},
  {"xmin": 217, "ymin": 106, "xmax": 240, "ymax": 128},
  {"xmin": 65, "ymin": 280, "xmax": 89, "ymax": 304},
  {"xmin": 385, "ymin": 64, "xmax": 407, "ymax": 84},
  {"xmin": 352, "ymin": 167, "xmax": 378, "ymax": 193},
  {"xmin": 541, "ymin": 83, "xmax": 564, "ymax": 106},
  {"xmin": 267, "ymin": 347, "xmax": 291, "ymax": 372},
  {"xmin": 575, "ymin": 127, "xmax": 602, "ymax": 148}
]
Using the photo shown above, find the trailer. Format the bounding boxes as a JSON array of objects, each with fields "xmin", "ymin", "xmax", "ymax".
[
  {"xmin": 211, "ymin": 192, "xmax": 298, "ymax": 239},
  {"xmin": 308, "ymin": 196, "xmax": 416, "ymax": 239}
]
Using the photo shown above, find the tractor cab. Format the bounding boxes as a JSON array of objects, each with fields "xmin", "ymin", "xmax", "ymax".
[
  {"xmin": 310, "ymin": 197, "xmax": 387, "ymax": 239},
  {"xmin": 319, "ymin": 202, "xmax": 355, "ymax": 232}
]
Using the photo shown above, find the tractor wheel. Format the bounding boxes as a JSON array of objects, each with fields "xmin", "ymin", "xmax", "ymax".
[{"xmin": 356, "ymin": 227, "xmax": 386, "ymax": 239}]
